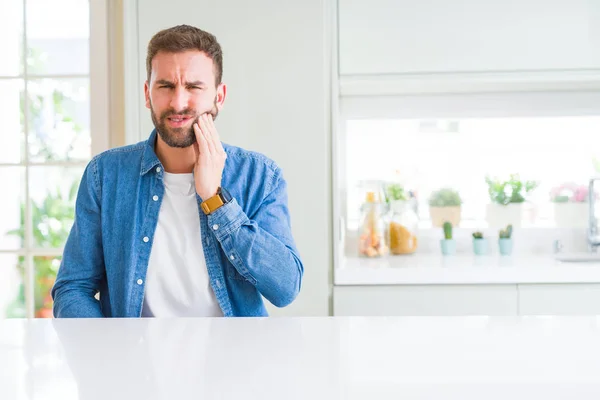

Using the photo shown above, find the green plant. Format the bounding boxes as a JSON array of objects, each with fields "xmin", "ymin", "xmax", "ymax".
[
  {"xmin": 443, "ymin": 221, "xmax": 453, "ymax": 240},
  {"xmin": 5, "ymin": 180, "xmax": 78, "ymax": 317},
  {"xmin": 499, "ymin": 224, "xmax": 513, "ymax": 239},
  {"xmin": 385, "ymin": 183, "xmax": 407, "ymax": 203},
  {"xmin": 485, "ymin": 174, "xmax": 538, "ymax": 205},
  {"xmin": 429, "ymin": 188, "xmax": 462, "ymax": 207},
  {"xmin": 472, "ymin": 231, "xmax": 484, "ymax": 239}
]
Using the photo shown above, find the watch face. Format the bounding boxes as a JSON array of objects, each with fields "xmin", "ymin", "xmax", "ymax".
[{"xmin": 220, "ymin": 187, "xmax": 233, "ymax": 202}]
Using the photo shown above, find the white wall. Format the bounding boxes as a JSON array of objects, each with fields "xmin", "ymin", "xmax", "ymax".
[{"xmin": 124, "ymin": 0, "xmax": 333, "ymax": 316}]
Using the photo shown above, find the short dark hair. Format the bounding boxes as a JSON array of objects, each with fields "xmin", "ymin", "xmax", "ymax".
[{"xmin": 146, "ymin": 25, "xmax": 223, "ymax": 86}]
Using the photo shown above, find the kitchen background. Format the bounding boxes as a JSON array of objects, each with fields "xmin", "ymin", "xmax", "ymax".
[{"xmin": 2, "ymin": 0, "xmax": 600, "ymax": 318}]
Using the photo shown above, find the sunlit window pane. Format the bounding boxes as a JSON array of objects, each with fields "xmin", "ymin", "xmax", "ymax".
[
  {"xmin": 26, "ymin": 0, "xmax": 89, "ymax": 75},
  {"xmin": 29, "ymin": 167, "xmax": 83, "ymax": 249},
  {"xmin": 0, "ymin": 254, "xmax": 25, "ymax": 319},
  {"xmin": 27, "ymin": 79, "xmax": 91, "ymax": 162},
  {"xmin": 345, "ymin": 117, "xmax": 600, "ymax": 228},
  {"xmin": 0, "ymin": 0, "xmax": 24, "ymax": 76},
  {"xmin": 0, "ymin": 80, "xmax": 25, "ymax": 163}
]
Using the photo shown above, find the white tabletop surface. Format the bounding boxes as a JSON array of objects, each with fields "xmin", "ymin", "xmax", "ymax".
[{"xmin": 2, "ymin": 316, "xmax": 600, "ymax": 399}]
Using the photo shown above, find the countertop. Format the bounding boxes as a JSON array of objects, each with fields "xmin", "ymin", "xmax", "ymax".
[
  {"xmin": 2, "ymin": 317, "xmax": 600, "ymax": 399},
  {"xmin": 335, "ymin": 254, "xmax": 600, "ymax": 285}
]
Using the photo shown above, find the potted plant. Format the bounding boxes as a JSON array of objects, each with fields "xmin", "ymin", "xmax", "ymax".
[
  {"xmin": 472, "ymin": 231, "xmax": 488, "ymax": 256},
  {"xmin": 485, "ymin": 174, "xmax": 538, "ymax": 228},
  {"xmin": 385, "ymin": 183, "xmax": 407, "ymax": 204},
  {"xmin": 440, "ymin": 221, "xmax": 456, "ymax": 255},
  {"xmin": 498, "ymin": 224, "xmax": 513, "ymax": 256},
  {"xmin": 550, "ymin": 182, "xmax": 589, "ymax": 228},
  {"xmin": 429, "ymin": 188, "xmax": 462, "ymax": 227}
]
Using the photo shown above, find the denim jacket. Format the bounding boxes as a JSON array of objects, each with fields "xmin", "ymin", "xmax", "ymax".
[{"xmin": 52, "ymin": 130, "xmax": 303, "ymax": 317}]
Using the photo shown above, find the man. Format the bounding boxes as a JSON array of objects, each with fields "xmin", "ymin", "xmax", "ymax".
[{"xmin": 52, "ymin": 25, "xmax": 304, "ymax": 317}]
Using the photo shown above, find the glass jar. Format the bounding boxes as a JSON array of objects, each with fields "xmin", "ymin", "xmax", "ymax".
[
  {"xmin": 358, "ymin": 191, "xmax": 389, "ymax": 258},
  {"xmin": 388, "ymin": 199, "xmax": 419, "ymax": 255}
]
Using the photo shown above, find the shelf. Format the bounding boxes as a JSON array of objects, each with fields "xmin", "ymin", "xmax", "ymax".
[{"xmin": 335, "ymin": 254, "xmax": 600, "ymax": 286}]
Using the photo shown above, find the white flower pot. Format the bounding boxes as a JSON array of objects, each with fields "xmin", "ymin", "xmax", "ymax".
[
  {"xmin": 553, "ymin": 203, "xmax": 588, "ymax": 228},
  {"xmin": 429, "ymin": 206, "xmax": 461, "ymax": 228},
  {"xmin": 486, "ymin": 203, "xmax": 523, "ymax": 228}
]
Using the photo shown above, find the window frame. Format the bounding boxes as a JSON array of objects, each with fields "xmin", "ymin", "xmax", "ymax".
[{"xmin": 333, "ymin": 91, "xmax": 600, "ymax": 267}]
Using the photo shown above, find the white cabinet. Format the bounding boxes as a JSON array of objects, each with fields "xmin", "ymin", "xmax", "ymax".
[
  {"xmin": 334, "ymin": 283, "xmax": 600, "ymax": 316},
  {"xmin": 333, "ymin": 285, "xmax": 518, "ymax": 316},
  {"xmin": 338, "ymin": 0, "xmax": 600, "ymax": 76},
  {"xmin": 518, "ymin": 284, "xmax": 600, "ymax": 315}
]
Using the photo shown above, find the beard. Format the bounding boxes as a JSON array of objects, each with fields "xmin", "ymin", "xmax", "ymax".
[{"xmin": 151, "ymin": 96, "xmax": 219, "ymax": 148}]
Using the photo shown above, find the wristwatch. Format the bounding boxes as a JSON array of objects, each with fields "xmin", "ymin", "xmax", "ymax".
[{"xmin": 201, "ymin": 187, "xmax": 232, "ymax": 215}]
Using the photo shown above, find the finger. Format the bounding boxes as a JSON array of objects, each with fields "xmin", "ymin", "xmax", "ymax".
[
  {"xmin": 193, "ymin": 122, "xmax": 210, "ymax": 156},
  {"xmin": 206, "ymin": 114, "xmax": 225, "ymax": 153},
  {"xmin": 192, "ymin": 139, "xmax": 199, "ymax": 159},
  {"xmin": 199, "ymin": 115, "xmax": 216, "ymax": 155},
  {"xmin": 192, "ymin": 122, "xmax": 202, "ymax": 148}
]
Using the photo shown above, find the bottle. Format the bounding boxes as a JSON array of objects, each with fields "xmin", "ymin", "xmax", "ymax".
[
  {"xmin": 388, "ymin": 199, "xmax": 419, "ymax": 255},
  {"xmin": 358, "ymin": 191, "xmax": 389, "ymax": 258}
]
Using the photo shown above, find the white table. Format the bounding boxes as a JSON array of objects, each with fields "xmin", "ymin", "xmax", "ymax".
[{"xmin": 2, "ymin": 316, "xmax": 600, "ymax": 399}]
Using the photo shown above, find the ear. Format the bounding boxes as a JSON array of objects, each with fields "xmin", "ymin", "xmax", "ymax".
[
  {"xmin": 215, "ymin": 83, "xmax": 227, "ymax": 112},
  {"xmin": 144, "ymin": 80, "xmax": 151, "ymax": 109}
]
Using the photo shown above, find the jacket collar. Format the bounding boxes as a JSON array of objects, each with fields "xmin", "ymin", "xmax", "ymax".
[{"xmin": 140, "ymin": 130, "xmax": 163, "ymax": 176}]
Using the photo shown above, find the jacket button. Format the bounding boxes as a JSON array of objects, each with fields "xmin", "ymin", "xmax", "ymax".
[
  {"xmin": 143, "ymin": 237, "xmax": 149, "ymax": 243},
  {"xmin": 212, "ymin": 224, "xmax": 219, "ymax": 230},
  {"xmin": 137, "ymin": 279, "xmax": 143, "ymax": 285}
]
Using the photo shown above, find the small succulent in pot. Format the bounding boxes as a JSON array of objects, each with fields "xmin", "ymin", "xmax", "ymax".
[
  {"xmin": 498, "ymin": 224, "xmax": 513, "ymax": 256},
  {"xmin": 440, "ymin": 221, "xmax": 455, "ymax": 255},
  {"xmin": 472, "ymin": 231, "xmax": 488, "ymax": 255},
  {"xmin": 499, "ymin": 224, "xmax": 513, "ymax": 239},
  {"xmin": 472, "ymin": 231, "xmax": 484, "ymax": 240},
  {"xmin": 443, "ymin": 221, "xmax": 453, "ymax": 240}
]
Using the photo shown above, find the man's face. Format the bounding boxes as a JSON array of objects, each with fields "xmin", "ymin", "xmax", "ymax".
[{"xmin": 144, "ymin": 50, "xmax": 226, "ymax": 148}]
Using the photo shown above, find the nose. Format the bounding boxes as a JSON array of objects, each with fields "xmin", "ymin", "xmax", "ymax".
[{"xmin": 169, "ymin": 86, "xmax": 189, "ymax": 111}]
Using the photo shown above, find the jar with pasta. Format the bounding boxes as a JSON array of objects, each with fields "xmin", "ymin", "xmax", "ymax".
[
  {"xmin": 388, "ymin": 199, "xmax": 418, "ymax": 255},
  {"xmin": 358, "ymin": 191, "xmax": 389, "ymax": 258}
]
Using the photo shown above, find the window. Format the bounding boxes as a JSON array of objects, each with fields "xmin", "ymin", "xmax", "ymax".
[
  {"xmin": 343, "ymin": 116, "xmax": 600, "ymax": 229},
  {"xmin": 334, "ymin": 90, "xmax": 600, "ymax": 263},
  {"xmin": 0, "ymin": 0, "xmax": 108, "ymax": 319}
]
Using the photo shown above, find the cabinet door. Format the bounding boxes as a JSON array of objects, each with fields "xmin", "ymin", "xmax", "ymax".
[
  {"xmin": 339, "ymin": 0, "xmax": 600, "ymax": 76},
  {"xmin": 518, "ymin": 284, "xmax": 600, "ymax": 315},
  {"xmin": 333, "ymin": 285, "xmax": 518, "ymax": 316}
]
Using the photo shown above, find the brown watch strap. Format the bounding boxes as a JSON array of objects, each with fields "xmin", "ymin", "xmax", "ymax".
[{"xmin": 201, "ymin": 193, "xmax": 225, "ymax": 215}]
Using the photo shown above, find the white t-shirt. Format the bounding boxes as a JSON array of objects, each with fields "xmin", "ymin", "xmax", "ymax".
[{"xmin": 141, "ymin": 172, "xmax": 223, "ymax": 317}]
